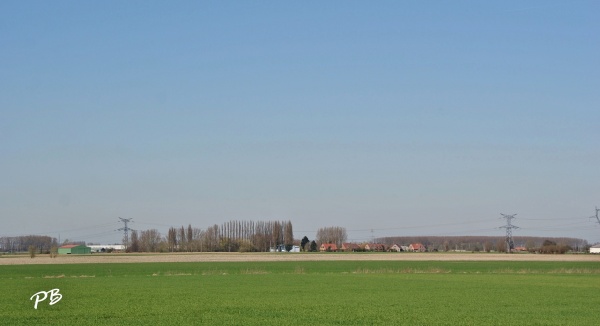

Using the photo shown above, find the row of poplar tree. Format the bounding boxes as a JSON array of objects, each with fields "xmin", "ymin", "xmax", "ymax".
[{"xmin": 126, "ymin": 220, "xmax": 294, "ymax": 253}]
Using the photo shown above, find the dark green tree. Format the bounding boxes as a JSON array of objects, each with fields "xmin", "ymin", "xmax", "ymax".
[
  {"xmin": 310, "ymin": 240, "xmax": 317, "ymax": 252},
  {"xmin": 300, "ymin": 236, "xmax": 309, "ymax": 251}
]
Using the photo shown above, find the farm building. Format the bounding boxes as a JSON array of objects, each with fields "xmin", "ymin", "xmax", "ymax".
[
  {"xmin": 88, "ymin": 244, "xmax": 125, "ymax": 253},
  {"xmin": 58, "ymin": 244, "xmax": 91, "ymax": 254},
  {"xmin": 590, "ymin": 244, "xmax": 600, "ymax": 254}
]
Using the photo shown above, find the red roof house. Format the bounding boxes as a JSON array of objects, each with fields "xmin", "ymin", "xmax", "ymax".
[
  {"xmin": 409, "ymin": 243, "xmax": 426, "ymax": 252},
  {"xmin": 319, "ymin": 243, "xmax": 338, "ymax": 252},
  {"xmin": 364, "ymin": 243, "xmax": 386, "ymax": 252}
]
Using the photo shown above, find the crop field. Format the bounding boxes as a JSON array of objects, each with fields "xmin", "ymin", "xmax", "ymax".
[{"xmin": 2, "ymin": 258, "xmax": 600, "ymax": 325}]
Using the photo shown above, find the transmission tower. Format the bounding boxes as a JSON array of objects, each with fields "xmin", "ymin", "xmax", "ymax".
[
  {"xmin": 117, "ymin": 217, "xmax": 133, "ymax": 248},
  {"xmin": 593, "ymin": 207, "xmax": 600, "ymax": 225},
  {"xmin": 499, "ymin": 213, "xmax": 518, "ymax": 253}
]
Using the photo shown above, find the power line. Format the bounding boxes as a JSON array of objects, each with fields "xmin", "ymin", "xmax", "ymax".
[
  {"xmin": 519, "ymin": 216, "xmax": 589, "ymax": 221},
  {"xmin": 296, "ymin": 218, "xmax": 494, "ymax": 234},
  {"xmin": 71, "ymin": 230, "xmax": 118, "ymax": 241},
  {"xmin": 19, "ymin": 222, "xmax": 119, "ymax": 237},
  {"xmin": 522, "ymin": 220, "xmax": 592, "ymax": 230}
]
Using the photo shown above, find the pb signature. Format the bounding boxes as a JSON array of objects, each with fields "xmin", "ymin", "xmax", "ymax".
[{"xmin": 30, "ymin": 289, "xmax": 62, "ymax": 309}]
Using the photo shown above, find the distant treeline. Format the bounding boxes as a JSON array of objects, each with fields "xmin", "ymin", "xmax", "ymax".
[
  {"xmin": 374, "ymin": 236, "xmax": 590, "ymax": 252},
  {"xmin": 0, "ymin": 235, "xmax": 58, "ymax": 253},
  {"xmin": 127, "ymin": 220, "xmax": 294, "ymax": 253}
]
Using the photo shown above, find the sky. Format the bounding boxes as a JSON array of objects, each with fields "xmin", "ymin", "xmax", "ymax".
[{"xmin": 1, "ymin": 1, "xmax": 599, "ymax": 245}]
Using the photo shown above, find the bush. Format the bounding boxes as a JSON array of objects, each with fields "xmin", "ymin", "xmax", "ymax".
[
  {"xmin": 49, "ymin": 246, "xmax": 58, "ymax": 258},
  {"xmin": 538, "ymin": 240, "xmax": 572, "ymax": 254},
  {"xmin": 238, "ymin": 240, "xmax": 257, "ymax": 253}
]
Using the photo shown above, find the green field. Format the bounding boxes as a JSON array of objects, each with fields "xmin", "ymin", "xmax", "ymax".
[{"xmin": 2, "ymin": 260, "xmax": 599, "ymax": 325}]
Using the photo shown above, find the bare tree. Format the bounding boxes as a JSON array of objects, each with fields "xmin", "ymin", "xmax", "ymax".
[
  {"xmin": 205, "ymin": 224, "xmax": 220, "ymax": 252},
  {"xmin": 140, "ymin": 229, "xmax": 162, "ymax": 252},
  {"xmin": 190, "ymin": 227, "xmax": 204, "ymax": 252},
  {"xmin": 178, "ymin": 226, "xmax": 186, "ymax": 252},
  {"xmin": 495, "ymin": 240, "xmax": 507, "ymax": 253},
  {"xmin": 316, "ymin": 226, "xmax": 347, "ymax": 247},
  {"xmin": 272, "ymin": 221, "xmax": 282, "ymax": 248},
  {"xmin": 167, "ymin": 227, "xmax": 178, "ymax": 252},
  {"xmin": 187, "ymin": 224, "xmax": 193, "ymax": 251},
  {"xmin": 129, "ymin": 230, "xmax": 140, "ymax": 252},
  {"xmin": 284, "ymin": 220, "xmax": 294, "ymax": 250}
]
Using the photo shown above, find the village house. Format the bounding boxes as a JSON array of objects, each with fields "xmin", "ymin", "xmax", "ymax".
[
  {"xmin": 364, "ymin": 243, "xmax": 386, "ymax": 252},
  {"xmin": 409, "ymin": 243, "xmax": 426, "ymax": 252},
  {"xmin": 320, "ymin": 243, "xmax": 338, "ymax": 252},
  {"xmin": 389, "ymin": 244, "xmax": 404, "ymax": 252},
  {"xmin": 341, "ymin": 243, "xmax": 360, "ymax": 252}
]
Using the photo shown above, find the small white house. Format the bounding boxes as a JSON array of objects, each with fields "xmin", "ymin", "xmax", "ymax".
[
  {"xmin": 389, "ymin": 244, "xmax": 402, "ymax": 252},
  {"xmin": 289, "ymin": 245, "xmax": 300, "ymax": 253},
  {"xmin": 589, "ymin": 244, "xmax": 600, "ymax": 254}
]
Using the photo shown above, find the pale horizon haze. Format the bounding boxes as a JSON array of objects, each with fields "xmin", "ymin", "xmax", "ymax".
[{"xmin": 1, "ymin": 1, "xmax": 599, "ymax": 245}]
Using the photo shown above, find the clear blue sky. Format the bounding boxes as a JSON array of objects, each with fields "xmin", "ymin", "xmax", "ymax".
[{"xmin": 1, "ymin": 1, "xmax": 599, "ymax": 244}]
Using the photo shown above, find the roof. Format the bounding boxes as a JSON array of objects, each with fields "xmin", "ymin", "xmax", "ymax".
[
  {"xmin": 59, "ymin": 245, "xmax": 85, "ymax": 249},
  {"xmin": 366, "ymin": 243, "xmax": 385, "ymax": 250},
  {"xmin": 320, "ymin": 243, "xmax": 338, "ymax": 250},
  {"xmin": 59, "ymin": 244, "xmax": 82, "ymax": 249}
]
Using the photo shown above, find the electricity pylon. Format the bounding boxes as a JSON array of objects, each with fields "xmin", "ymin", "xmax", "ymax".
[
  {"xmin": 500, "ymin": 213, "xmax": 518, "ymax": 253},
  {"xmin": 117, "ymin": 217, "xmax": 133, "ymax": 248}
]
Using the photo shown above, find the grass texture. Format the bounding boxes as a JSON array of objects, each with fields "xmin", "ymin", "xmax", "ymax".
[{"xmin": 1, "ymin": 260, "xmax": 599, "ymax": 325}]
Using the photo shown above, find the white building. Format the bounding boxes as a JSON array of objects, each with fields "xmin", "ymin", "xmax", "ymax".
[
  {"xmin": 589, "ymin": 244, "xmax": 600, "ymax": 254},
  {"xmin": 88, "ymin": 244, "xmax": 125, "ymax": 253}
]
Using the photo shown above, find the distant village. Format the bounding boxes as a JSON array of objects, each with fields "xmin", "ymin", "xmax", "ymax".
[{"xmin": 0, "ymin": 219, "xmax": 595, "ymax": 255}]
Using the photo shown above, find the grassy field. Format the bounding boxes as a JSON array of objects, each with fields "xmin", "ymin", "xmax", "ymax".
[{"xmin": 2, "ymin": 260, "xmax": 599, "ymax": 325}]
